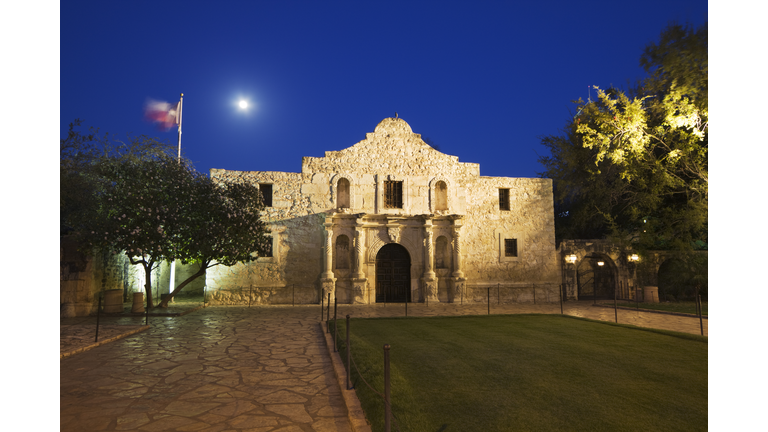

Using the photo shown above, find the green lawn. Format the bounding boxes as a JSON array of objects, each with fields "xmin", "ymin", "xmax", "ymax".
[
  {"xmin": 610, "ymin": 301, "xmax": 708, "ymax": 316},
  {"xmin": 331, "ymin": 314, "xmax": 707, "ymax": 432}
]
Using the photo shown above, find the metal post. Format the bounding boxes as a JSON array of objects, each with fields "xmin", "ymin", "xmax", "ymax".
[
  {"xmin": 487, "ymin": 287, "xmax": 490, "ymax": 315},
  {"xmin": 327, "ymin": 293, "xmax": 331, "ymax": 322},
  {"xmin": 405, "ymin": 296, "xmax": 408, "ymax": 317},
  {"xmin": 334, "ymin": 296, "xmax": 337, "ymax": 322},
  {"xmin": 533, "ymin": 285, "xmax": 536, "ymax": 305},
  {"xmin": 384, "ymin": 344, "xmax": 391, "ymax": 432},
  {"xmin": 248, "ymin": 284, "xmax": 252, "ymax": 307},
  {"xmin": 95, "ymin": 291, "xmax": 102, "ymax": 342},
  {"xmin": 321, "ymin": 295, "xmax": 324, "ymax": 321},
  {"xmin": 146, "ymin": 290, "xmax": 149, "ymax": 326},
  {"xmin": 293, "ymin": 284, "xmax": 295, "ymax": 307},
  {"xmin": 346, "ymin": 315, "xmax": 351, "ymax": 390},
  {"xmin": 334, "ymin": 312, "xmax": 338, "ymax": 353},
  {"xmin": 498, "ymin": 283, "xmax": 500, "ymax": 305},
  {"xmin": 559, "ymin": 284, "xmax": 564, "ymax": 315},
  {"xmin": 614, "ymin": 281, "xmax": 618, "ymax": 323},
  {"xmin": 698, "ymin": 294, "xmax": 704, "ymax": 336},
  {"xmin": 203, "ymin": 285, "xmax": 207, "ymax": 308},
  {"xmin": 636, "ymin": 287, "xmax": 639, "ymax": 310}
]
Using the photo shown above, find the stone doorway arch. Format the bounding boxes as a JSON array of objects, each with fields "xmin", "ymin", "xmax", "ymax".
[
  {"xmin": 576, "ymin": 253, "xmax": 617, "ymax": 300},
  {"xmin": 376, "ymin": 243, "xmax": 411, "ymax": 303}
]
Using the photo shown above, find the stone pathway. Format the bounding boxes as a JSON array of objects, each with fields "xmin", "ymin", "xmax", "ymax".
[
  {"xmin": 61, "ymin": 306, "xmax": 353, "ymax": 432},
  {"xmin": 61, "ymin": 301, "xmax": 706, "ymax": 431}
]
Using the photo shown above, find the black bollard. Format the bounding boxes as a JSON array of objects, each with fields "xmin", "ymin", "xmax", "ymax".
[
  {"xmin": 334, "ymin": 312, "xmax": 338, "ymax": 353},
  {"xmin": 346, "ymin": 315, "xmax": 351, "ymax": 390},
  {"xmin": 384, "ymin": 344, "xmax": 391, "ymax": 432},
  {"xmin": 698, "ymin": 294, "xmax": 704, "ymax": 336},
  {"xmin": 487, "ymin": 287, "xmax": 490, "ymax": 315},
  {"xmin": 560, "ymin": 284, "xmax": 564, "ymax": 315},
  {"xmin": 321, "ymin": 295, "xmax": 324, "ymax": 321},
  {"xmin": 95, "ymin": 291, "xmax": 102, "ymax": 342}
]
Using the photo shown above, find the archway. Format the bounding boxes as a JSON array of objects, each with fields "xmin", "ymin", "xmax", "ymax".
[
  {"xmin": 376, "ymin": 243, "xmax": 411, "ymax": 303},
  {"xmin": 576, "ymin": 254, "xmax": 616, "ymax": 300}
]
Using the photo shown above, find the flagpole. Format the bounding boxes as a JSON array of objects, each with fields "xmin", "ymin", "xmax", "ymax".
[
  {"xmin": 177, "ymin": 93, "xmax": 183, "ymax": 162},
  {"xmin": 169, "ymin": 93, "xmax": 183, "ymax": 305}
]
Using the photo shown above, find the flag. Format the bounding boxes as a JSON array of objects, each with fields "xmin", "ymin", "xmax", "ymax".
[{"xmin": 145, "ymin": 99, "xmax": 180, "ymax": 131}]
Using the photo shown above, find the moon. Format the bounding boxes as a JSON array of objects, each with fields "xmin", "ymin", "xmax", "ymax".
[{"xmin": 238, "ymin": 100, "xmax": 248, "ymax": 109}]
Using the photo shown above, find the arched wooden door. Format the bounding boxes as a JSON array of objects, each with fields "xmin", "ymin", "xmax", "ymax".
[{"xmin": 376, "ymin": 243, "xmax": 411, "ymax": 303}]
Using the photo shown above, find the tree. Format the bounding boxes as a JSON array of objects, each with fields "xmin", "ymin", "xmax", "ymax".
[
  {"xmin": 60, "ymin": 120, "xmax": 174, "ymax": 235},
  {"xmin": 63, "ymin": 122, "xmax": 272, "ymax": 308},
  {"xmin": 538, "ymin": 23, "xmax": 707, "ymax": 253},
  {"xmin": 157, "ymin": 175, "xmax": 271, "ymax": 308},
  {"xmin": 76, "ymin": 153, "xmax": 195, "ymax": 308}
]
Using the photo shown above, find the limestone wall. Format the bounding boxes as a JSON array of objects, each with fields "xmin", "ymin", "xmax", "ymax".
[
  {"xmin": 204, "ymin": 117, "xmax": 560, "ymax": 304},
  {"xmin": 60, "ymin": 236, "xmax": 130, "ymax": 316}
]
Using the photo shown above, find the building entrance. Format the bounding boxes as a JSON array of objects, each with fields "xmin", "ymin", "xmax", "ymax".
[{"xmin": 375, "ymin": 243, "xmax": 411, "ymax": 303}]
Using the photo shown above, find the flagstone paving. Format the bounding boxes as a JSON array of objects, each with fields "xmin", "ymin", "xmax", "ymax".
[{"xmin": 61, "ymin": 301, "xmax": 706, "ymax": 431}]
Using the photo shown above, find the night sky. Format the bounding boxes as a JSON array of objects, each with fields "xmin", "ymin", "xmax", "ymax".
[
  {"xmin": 12, "ymin": 2, "xmax": 765, "ymax": 427},
  {"xmin": 59, "ymin": 0, "xmax": 707, "ymax": 179}
]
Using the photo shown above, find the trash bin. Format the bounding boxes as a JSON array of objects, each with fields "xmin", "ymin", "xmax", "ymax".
[
  {"xmin": 104, "ymin": 289, "xmax": 123, "ymax": 313},
  {"xmin": 132, "ymin": 292, "xmax": 145, "ymax": 313}
]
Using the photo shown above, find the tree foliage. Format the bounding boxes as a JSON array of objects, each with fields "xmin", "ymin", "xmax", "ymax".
[
  {"xmin": 538, "ymin": 23, "xmax": 707, "ymax": 252},
  {"xmin": 62, "ymin": 121, "xmax": 270, "ymax": 308}
]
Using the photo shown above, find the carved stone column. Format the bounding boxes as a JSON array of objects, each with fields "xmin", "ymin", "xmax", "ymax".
[
  {"xmin": 352, "ymin": 221, "xmax": 367, "ymax": 304},
  {"xmin": 320, "ymin": 218, "xmax": 336, "ymax": 299},
  {"xmin": 451, "ymin": 225, "xmax": 464, "ymax": 279},
  {"xmin": 422, "ymin": 219, "xmax": 438, "ymax": 303},
  {"xmin": 451, "ymin": 219, "xmax": 466, "ymax": 303}
]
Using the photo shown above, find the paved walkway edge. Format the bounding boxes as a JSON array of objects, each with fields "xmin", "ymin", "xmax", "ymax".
[
  {"xmin": 594, "ymin": 303, "xmax": 709, "ymax": 319},
  {"xmin": 60, "ymin": 325, "xmax": 150, "ymax": 360},
  {"xmin": 321, "ymin": 323, "xmax": 373, "ymax": 432}
]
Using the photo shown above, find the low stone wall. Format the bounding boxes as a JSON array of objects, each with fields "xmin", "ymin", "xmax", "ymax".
[
  {"xmin": 466, "ymin": 283, "xmax": 561, "ymax": 304},
  {"xmin": 205, "ymin": 285, "xmax": 320, "ymax": 306}
]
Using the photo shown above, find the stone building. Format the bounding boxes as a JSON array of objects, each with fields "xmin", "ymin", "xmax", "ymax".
[{"xmin": 204, "ymin": 117, "xmax": 561, "ymax": 305}]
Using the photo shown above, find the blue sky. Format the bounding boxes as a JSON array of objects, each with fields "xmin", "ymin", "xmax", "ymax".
[{"xmin": 59, "ymin": 0, "xmax": 707, "ymax": 179}]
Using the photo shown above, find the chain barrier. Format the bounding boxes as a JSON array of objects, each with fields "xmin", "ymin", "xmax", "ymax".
[{"xmin": 329, "ymin": 319, "xmax": 403, "ymax": 432}]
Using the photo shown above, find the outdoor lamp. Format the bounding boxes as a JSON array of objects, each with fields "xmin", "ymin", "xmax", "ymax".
[
  {"xmin": 566, "ymin": 254, "xmax": 577, "ymax": 264},
  {"xmin": 629, "ymin": 254, "xmax": 639, "ymax": 262},
  {"xmin": 597, "ymin": 261, "xmax": 604, "ymax": 267}
]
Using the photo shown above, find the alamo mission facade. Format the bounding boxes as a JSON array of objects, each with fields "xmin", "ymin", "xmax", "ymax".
[{"xmin": 203, "ymin": 117, "xmax": 561, "ymax": 305}]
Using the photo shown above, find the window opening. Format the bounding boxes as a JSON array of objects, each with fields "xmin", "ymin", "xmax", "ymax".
[
  {"xmin": 385, "ymin": 181, "xmax": 403, "ymax": 209},
  {"xmin": 499, "ymin": 188, "xmax": 510, "ymax": 211},
  {"xmin": 504, "ymin": 239, "xmax": 518, "ymax": 257},
  {"xmin": 263, "ymin": 235, "xmax": 273, "ymax": 258},
  {"xmin": 259, "ymin": 184, "xmax": 273, "ymax": 207}
]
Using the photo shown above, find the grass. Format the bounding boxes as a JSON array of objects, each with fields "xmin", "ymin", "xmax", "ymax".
[
  {"xmin": 609, "ymin": 301, "xmax": 707, "ymax": 316},
  {"xmin": 331, "ymin": 314, "xmax": 707, "ymax": 432}
]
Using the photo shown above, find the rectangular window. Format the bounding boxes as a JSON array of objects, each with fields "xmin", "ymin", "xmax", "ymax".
[
  {"xmin": 385, "ymin": 181, "xmax": 403, "ymax": 208},
  {"xmin": 259, "ymin": 184, "xmax": 273, "ymax": 207},
  {"xmin": 263, "ymin": 236, "xmax": 273, "ymax": 257},
  {"xmin": 504, "ymin": 239, "xmax": 518, "ymax": 257},
  {"xmin": 499, "ymin": 188, "xmax": 510, "ymax": 211}
]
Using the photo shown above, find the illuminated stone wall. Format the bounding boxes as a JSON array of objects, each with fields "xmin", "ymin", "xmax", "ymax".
[
  {"xmin": 205, "ymin": 117, "xmax": 560, "ymax": 304},
  {"xmin": 60, "ymin": 236, "xmax": 130, "ymax": 316}
]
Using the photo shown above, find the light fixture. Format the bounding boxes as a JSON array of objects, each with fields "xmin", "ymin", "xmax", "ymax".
[
  {"xmin": 597, "ymin": 261, "xmax": 605, "ymax": 267},
  {"xmin": 565, "ymin": 254, "xmax": 577, "ymax": 264},
  {"xmin": 629, "ymin": 254, "xmax": 639, "ymax": 262}
]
